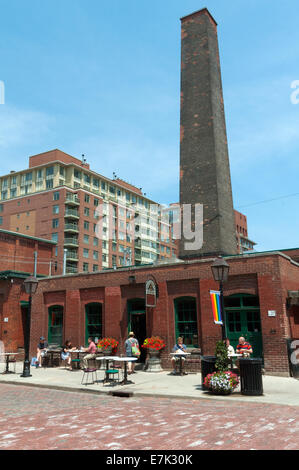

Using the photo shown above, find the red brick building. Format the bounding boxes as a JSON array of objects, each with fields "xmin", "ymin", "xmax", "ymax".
[
  {"xmin": 0, "ymin": 149, "xmax": 176, "ymax": 275},
  {"xmin": 235, "ymin": 210, "xmax": 256, "ymax": 253},
  {"xmin": 0, "ymin": 229, "xmax": 56, "ymax": 351},
  {"xmin": 29, "ymin": 249, "xmax": 299, "ymax": 376},
  {"xmin": 8, "ymin": 8, "xmax": 299, "ymax": 379}
]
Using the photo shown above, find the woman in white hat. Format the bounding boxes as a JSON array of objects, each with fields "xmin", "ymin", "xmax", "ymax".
[{"xmin": 125, "ymin": 332, "xmax": 139, "ymax": 374}]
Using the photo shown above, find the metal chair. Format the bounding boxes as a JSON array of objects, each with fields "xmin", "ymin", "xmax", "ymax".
[
  {"xmin": 103, "ymin": 368, "xmax": 120, "ymax": 386},
  {"xmin": 81, "ymin": 367, "xmax": 97, "ymax": 385},
  {"xmin": 8, "ymin": 357, "xmax": 17, "ymax": 373}
]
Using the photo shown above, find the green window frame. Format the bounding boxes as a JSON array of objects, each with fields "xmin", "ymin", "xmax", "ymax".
[
  {"xmin": 48, "ymin": 305, "xmax": 63, "ymax": 346},
  {"xmin": 174, "ymin": 297, "xmax": 198, "ymax": 348},
  {"xmin": 85, "ymin": 303, "xmax": 102, "ymax": 345}
]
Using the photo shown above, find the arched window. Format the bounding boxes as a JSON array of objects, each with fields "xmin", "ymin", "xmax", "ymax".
[{"xmin": 174, "ymin": 297, "xmax": 198, "ymax": 347}]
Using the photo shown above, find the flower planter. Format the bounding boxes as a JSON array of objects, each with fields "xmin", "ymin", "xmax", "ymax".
[
  {"xmin": 145, "ymin": 349, "xmax": 163, "ymax": 372},
  {"xmin": 203, "ymin": 371, "xmax": 239, "ymax": 395}
]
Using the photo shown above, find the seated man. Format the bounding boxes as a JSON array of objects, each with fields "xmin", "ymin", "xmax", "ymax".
[
  {"xmin": 81, "ymin": 337, "xmax": 97, "ymax": 369},
  {"xmin": 171, "ymin": 337, "xmax": 187, "ymax": 375},
  {"xmin": 37, "ymin": 336, "xmax": 49, "ymax": 367},
  {"xmin": 236, "ymin": 337, "xmax": 253, "ymax": 357}
]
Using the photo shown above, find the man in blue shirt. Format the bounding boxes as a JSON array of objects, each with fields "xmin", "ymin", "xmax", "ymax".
[{"xmin": 171, "ymin": 337, "xmax": 187, "ymax": 375}]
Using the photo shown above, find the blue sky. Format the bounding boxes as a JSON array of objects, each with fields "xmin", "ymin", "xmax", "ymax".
[{"xmin": 0, "ymin": 0, "xmax": 299, "ymax": 252}]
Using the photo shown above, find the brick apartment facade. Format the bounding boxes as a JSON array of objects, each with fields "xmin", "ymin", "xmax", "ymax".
[
  {"xmin": 235, "ymin": 210, "xmax": 256, "ymax": 253},
  {"xmin": 0, "ymin": 149, "xmax": 176, "ymax": 276},
  {"xmin": 29, "ymin": 250, "xmax": 299, "ymax": 376},
  {"xmin": 0, "ymin": 229, "xmax": 56, "ymax": 351}
]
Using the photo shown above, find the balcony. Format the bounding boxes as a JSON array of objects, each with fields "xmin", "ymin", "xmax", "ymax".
[
  {"xmin": 66, "ymin": 251, "xmax": 79, "ymax": 261},
  {"xmin": 134, "ymin": 238, "xmax": 141, "ymax": 248},
  {"xmin": 64, "ymin": 223, "xmax": 79, "ymax": 233},
  {"xmin": 64, "ymin": 208, "xmax": 79, "ymax": 219},
  {"xmin": 64, "ymin": 237, "xmax": 79, "ymax": 247},
  {"xmin": 66, "ymin": 265, "xmax": 78, "ymax": 274},
  {"xmin": 65, "ymin": 194, "xmax": 80, "ymax": 205}
]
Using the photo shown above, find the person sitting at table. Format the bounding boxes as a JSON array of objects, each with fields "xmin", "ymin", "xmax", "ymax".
[
  {"xmin": 171, "ymin": 337, "xmax": 187, "ymax": 375},
  {"xmin": 61, "ymin": 340, "xmax": 76, "ymax": 370},
  {"xmin": 224, "ymin": 338, "xmax": 235, "ymax": 357},
  {"xmin": 81, "ymin": 337, "xmax": 97, "ymax": 369},
  {"xmin": 125, "ymin": 332, "xmax": 139, "ymax": 374},
  {"xmin": 37, "ymin": 336, "xmax": 49, "ymax": 367},
  {"xmin": 236, "ymin": 336, "xmax": 253, "ymax": 357}
]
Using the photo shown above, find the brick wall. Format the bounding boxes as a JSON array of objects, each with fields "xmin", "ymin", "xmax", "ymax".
[{"xmin": 29, "ymin": 252, "xmax": 299, "ymax": 375}]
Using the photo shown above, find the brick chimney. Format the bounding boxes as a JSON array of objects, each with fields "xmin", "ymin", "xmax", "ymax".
[{"xmin": 179, "ymin": 8, "xmax": 237, "ymax": 258}]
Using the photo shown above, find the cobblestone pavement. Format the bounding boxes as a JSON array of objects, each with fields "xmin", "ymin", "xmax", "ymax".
[{"xmin": 0, "ymin": 384, "xmax": 298, "ymax": 450}]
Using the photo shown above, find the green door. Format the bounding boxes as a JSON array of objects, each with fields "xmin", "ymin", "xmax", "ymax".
[
  {"xmin": 85, "ymin": 303, "xmax": 102, "ymax": 345},
  {"xmin": 224, "ymin": 294, "xmax": 263, "ymax": 358},
  {"xmin": 48, "ymin": 305, "xmax": 63, "ymax": 347},
  {"xmin": 127, "ymin": 299, "xmax": 146, "ymax": 363}
]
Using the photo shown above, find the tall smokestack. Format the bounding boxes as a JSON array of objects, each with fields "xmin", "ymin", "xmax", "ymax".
[{"xmin": 179, "ymin": 8, "xmax": 237, "ymax": 258}]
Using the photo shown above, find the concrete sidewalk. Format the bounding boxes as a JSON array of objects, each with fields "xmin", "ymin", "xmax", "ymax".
[{"xmin": 1, "ymin": 362, "xmax": 299, "ymax": 407}]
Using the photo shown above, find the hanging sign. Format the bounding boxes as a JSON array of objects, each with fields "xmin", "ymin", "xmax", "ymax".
[
  {"xmin": 145, "ymin": 279, "xmax": 157, "ymax": 307},
  {"xmin": 210, "ymin": 290, "xmax": 223, "ymax": 325}
]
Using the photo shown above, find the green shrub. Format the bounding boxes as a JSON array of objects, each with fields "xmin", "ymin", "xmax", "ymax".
[{"xmin": 215, "ymin": 340, "xmax": 229, "ymax": 372}]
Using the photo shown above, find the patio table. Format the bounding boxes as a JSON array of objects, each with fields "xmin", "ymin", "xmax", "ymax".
[
  {"xmin": 70, "ymin": 349, "xmax": 85, "ymax": 369},
  {"xmin": 0, "ymin": 352, "xmax": 20, "ymax": 374},
  {"xmin": 45, "ymin": 349, "xmax": 61, "ymax": 367},
  {"xmin": 96, "ymin": 356, "xmax": 121, "ymax": 384},
  {"xmin": 170, "ymin": 352, "xmax": 191, "ymax": 376},
  {"xmin": 96, "ymin": 356, "xmax": 137, "ymax": 385},
  {"xmin": 116, "ymin": 357, "xmax": 137, "ymax": 385}
]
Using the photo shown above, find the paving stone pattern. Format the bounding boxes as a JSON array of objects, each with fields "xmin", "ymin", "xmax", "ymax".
[{"xmin": 0, "ymin": 384, "xmax": 298, "ymax": 450}]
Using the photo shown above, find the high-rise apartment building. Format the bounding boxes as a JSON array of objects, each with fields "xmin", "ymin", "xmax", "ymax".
[{"xmin": 0, "ymin": 149, "xmax": 176, "ymax": 275}]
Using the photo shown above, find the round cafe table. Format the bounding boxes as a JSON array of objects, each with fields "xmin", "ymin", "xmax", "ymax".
[
  {"xmin": 0, "ymin": 353, "xmax": 19, "ymax": 374},
  {"xmin": 116, "ymin": 357, "xmax": 137, "ymax": 385},
  {"xmin": 96, "ymin": 356, "xmax": 121, "ymax": 384},
  {"xmin": 70, "ymin": 349, "xmax": 85, "ymax": 370},
  {"xmin": 170, "ymin": 352, "xmax": 191, "ymax": 376},
  {"xmin": 96, "ymin": 356, "xmax": 137, "ymax": 385}
]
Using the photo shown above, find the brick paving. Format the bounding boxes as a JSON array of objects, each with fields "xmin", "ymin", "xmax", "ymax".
[{"xmin": 0, "ymin": 384, "xmax": 299, "ymax": 450}]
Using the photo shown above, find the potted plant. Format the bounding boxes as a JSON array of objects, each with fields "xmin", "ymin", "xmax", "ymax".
[
  {"xmin": 203, "ymin": 370, "xmax": 239, "ymax": 395},
  {"xmin": 97, "ymin": 337, "xmax": 119, "ymax": 356},
  {"xmin": 203, "ymin": 340, "xmax": 239, "ymax": 395},
  {"xmin": 142, "ymin": 336, "xmax": 166, "ymax": 372}
]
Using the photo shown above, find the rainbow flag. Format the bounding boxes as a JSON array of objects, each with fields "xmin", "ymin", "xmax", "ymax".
[{"xmin": 210, "ymin": 290, "xmax": 223, "ymax": 325}]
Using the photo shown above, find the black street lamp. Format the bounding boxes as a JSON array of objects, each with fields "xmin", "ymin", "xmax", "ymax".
[
  {"xmin": 211, "ymin": 257, "xmax": 230, "ymax": 340},
  {"xmin": 21, "ymin": 276, "xmax": 38, "ymax": 378}
]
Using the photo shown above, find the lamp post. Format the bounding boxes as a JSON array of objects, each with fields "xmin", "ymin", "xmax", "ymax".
[
  {"xmin": 21, "ymin": 276, "xmax": 38, "ymax": 378},
  {"xmin": 211, "ymin": 257, "xmax": 230, "ymax": 340}
]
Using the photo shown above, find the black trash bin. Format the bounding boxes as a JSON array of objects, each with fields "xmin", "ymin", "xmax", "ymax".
[
  {"xmin": 239, "ymin": 358, "xmax": 263, "ymax": 396},
  {"xmin": 201, "ymin": 356, "xmax": 217, "ymax": 390}
]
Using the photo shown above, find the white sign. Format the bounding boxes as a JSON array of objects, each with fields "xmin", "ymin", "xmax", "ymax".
[
  {"xmin": 3, "ymin": 318, "xmax": 8, "ymax": 322},
  {"xmin": 268, "ymin": 310, "xmax": 276, "ymax": 317}
]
